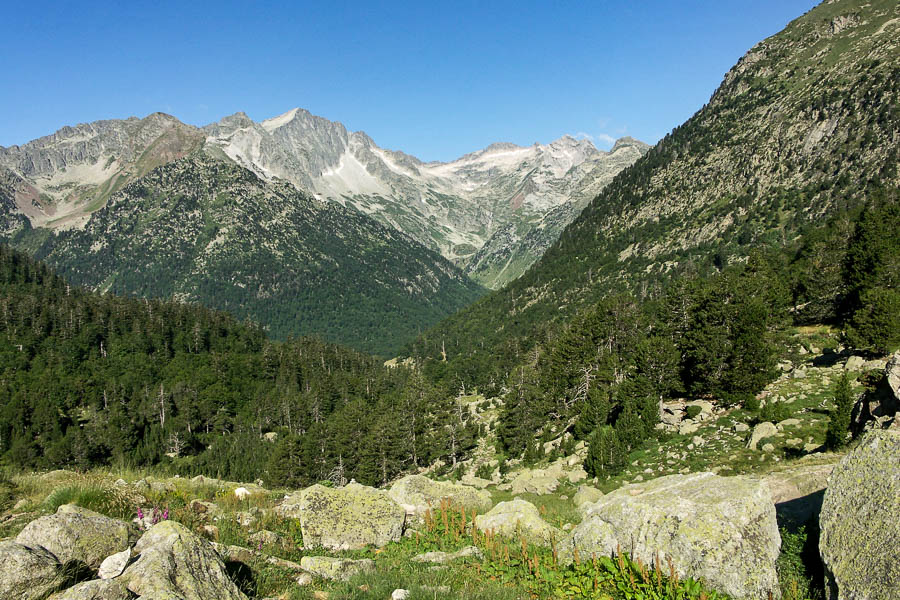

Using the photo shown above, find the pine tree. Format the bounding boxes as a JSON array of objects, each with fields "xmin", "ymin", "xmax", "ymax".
[
  {"xmin": 825, "ymin": 372, "xmax": 854, "ymax": 450},
  {"xmin": 574, "ymin": 386, "xmax": 611, "ymax": 440},
  {"xmin": 585, "ymin": 426, "xmax": 625, "ymax": 477}
]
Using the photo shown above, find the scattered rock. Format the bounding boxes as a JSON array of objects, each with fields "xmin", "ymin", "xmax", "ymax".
[
  {"xmin": 567, "ymin": 466, "xmax": 588, "ymax": 483},
  {"xmin": 692, "ymin": 435, "xmax": 706, "ymax": 447},
  {"xmin": 300, "ymin": 556, "xmax": 375, "ymax": 581},
  {"xmin": 412, "ymin": 545, "xmax": 483, "ymax": 563},
  {"xmin": 762, "ymin": 443, "xmax": 776, "ymax": 453},
  {"xmin": 843, "ymin": 356, "xmax": 865, "ymax": 371},
  {"xmin": 510, "ymin": 470, "xmax": 559, "ymax": 495},
  {"xmin": 734, "ymin": 423, "xmax": 750, "ymax": 433},
  {"xmin": 277, "ymin": 483, "xmax": 405, "ymax": 550},
  {"xmin": 678, "ymin": 421, "xmax": 701, "ymax": 435},
  {"xmin": 474, "ymin": 498, "xmax": 560, "ymax": 546},
  {"xmin": 777, "ymin": 418, "xmax": 801, "ymax": 429},
  {"xmin": 573, "ymin": 485, "xmax": 603, "ymax": 508},
  {"xmin": 120, "ymin": 521, "xmax": 246, "ymax": 600},
  {"xmin": 388, "ymin": 475, "xmax": 491, "ymax": 520},
  {"xmin": 747, "ymin": 422, "xmax": 778, "ymax": 450},
  {"xmin": 820, "ymin": 429, "xmax": 900, "ymax": 600},
  {"xmin": 48, "ymin": 579, "xmax": 131, "ymax": 600},
  {"xmin": 559, "ymin": 473, "xmax": 780, "ymax": 600},
  {"xmin": 198, "ymin": 524, "xmax": 219, "ymax": 540},
  {"xmin": 189, "ymin": 500, "xmax": 222, "ymax": 519},
  {"xmin": 15, "ymin": 504, "xmax": 137, "ymax": 570},
  {"xmin": 98, "ymin": 548, "xmax": 131, "ymax": 579},
  {"xmin": 391, "ymin": 589, "xmax": 410, "ymax": 600},
  {"xmin": 248, "ymin": 530, "xmax": 287, "ymax": 548},
  {"xmin": 0, "ymin": 541, "xmax": 62, "ymax": 600}
]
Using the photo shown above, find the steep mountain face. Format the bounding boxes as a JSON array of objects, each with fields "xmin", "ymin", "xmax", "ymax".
[
  {"xmin": 2, "ymin": 109, "xmax": 646, "ymax": 290},
  {"xmin": 35, "ymin": 154, "xmax": 484, "ymax": 356},
  {"xmin": 205, "ymin": 111, "xmax": 648, "ymax": 288},
  {"xmin": 0, "ymin": 113, "xmax": 204, "ymax": 231},
  {"xmin": 413, "ymin": 0, "xmax": 900, "ymax": 385}
]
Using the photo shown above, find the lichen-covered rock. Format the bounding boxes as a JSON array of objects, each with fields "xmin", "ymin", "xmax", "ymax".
[
  {"xmin": 573, "ymin": 485, "xmax": 603, "ymax": 509},
  {"xmin": 559, "ymin": 472, "xmax": 780, "ymax": 600},
  {"xmin": 388, "ymin": 475, "xmax": 492, "ymax": 520},
  {"xmin": 474, "ymin": 498, "xmax": 560, "ymax": 546},
  {"xmin": 819, "ymin": 429, "xmax": 900, "ymax": 600},
  {"xmin": 277, "ymin": 483, "xmax": 405, "ymax": 550},
  {"xmin": 15, "ymin": 504, "xmax": 137, "ymax": 570},
  {"xmin": 509, "ymin": 469, "xmax": 559, "ymax": 495},
  {"xmin": 411, "ymin": 545, "xmax": 483, "ymax": 563},
  {"xmin": 747, "ymin": 421, "xmax": 778, "ymax": 450},
  {"xmin": 0, "ymin": 541, "xmax": 62, "ymax": 600},
  {"xmin": 300, "ymin": 556, "xmax": 375, "ymax": 581},
  {"xmin": 120, "ymin": 520, "xmax": 246, "ymax": 600},
  {"xmin": 48, "ymin": 579, "xmax": 131, "ymax": 600},
  {"xmin": 98, "ymin": 548, "xmax": 131, "ymax": 579}
]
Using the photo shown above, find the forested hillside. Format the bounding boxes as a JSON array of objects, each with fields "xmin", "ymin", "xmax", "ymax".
[
  {"xmin": 496, "ymin": 190, "xmax": 899, "ymax": 466},
  {"xmin": 0, "ymin": 246, "xmax": 478, "ymax": 485},
  {"xmin": 409, "ymin": 0, "xmax": 900, "ymax": 391},
  {"xmin": 28, "ymin": 154, "xmax": 485, "ymax": 356}
]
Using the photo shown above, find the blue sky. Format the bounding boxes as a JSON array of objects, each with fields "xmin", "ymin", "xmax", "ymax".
[{"xmin": 3, "ymin": 1, "xmax": 819, "ymax": 162}]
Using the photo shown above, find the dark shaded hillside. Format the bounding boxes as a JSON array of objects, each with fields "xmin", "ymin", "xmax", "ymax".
[
  {"xmin": 0, "ymin": 246, "xmax": 476, "ymax": 484},
  {"xmin": 32, "ymin": 154, "xmax": 485, "ymax": 356},
  {"xmin": 411, "ymin": 0, "xmax": 900, "ymax": 389}
]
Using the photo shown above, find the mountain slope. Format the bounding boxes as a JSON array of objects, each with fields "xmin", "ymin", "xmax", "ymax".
[
  {"xmin": 205, "ymin": 110, "xmax": 648, "ymax": 287},
  {"xmin": 412, "ymin": 0, "xmax": 900, "ymax": 387},
  {"xmin": 35, "ymin": 153, "xmax": 485, "ymax": 355},
  {"xmin": 0, "ymin": 113, "xmax": 204, "ymax": 232}
]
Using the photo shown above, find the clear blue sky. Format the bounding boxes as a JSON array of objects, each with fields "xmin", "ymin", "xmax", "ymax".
[{"xmin": 3, "ymin": 1, "xmax": 819, "ymax": 162}]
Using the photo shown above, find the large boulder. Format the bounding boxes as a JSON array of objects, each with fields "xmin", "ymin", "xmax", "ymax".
[
  {"xmin": 277, "ymin": 482, "xmax": 405, "ymax": 550},
  {"xmin": 559, "ymin": 473, "xmax": 780, "ymax": 600},
  {"xmin": 15, "ymin": 504, "xmax": 137, "ymax": 570},
  {"xmin": 573, "ymin": 485, "xmax": 603, "ymax": 509},
  {"xmin": 48, "ymin": 579, "xmax": 131, "ymax": 600},
  {"xmin": 300, "ymin": 556, "xmax": 375, "ymax": 581},
  {"xmin": 388, "ymin": 475, "xmax": 492, "ymax": 520},
  {"xmin": 763, "ymin": 461, "xmax": 836, "ymax": 527},
  {"xmin": 747, "ymin": 421, "xmax": 778, "ymax": 450},
  {"xmin": 819, "ymin": 429, "xmax": 900, "ymax": 600},
  {"xmin": 509, "ymin": 469, "xmax": 559, "ymax": 495},
  {"xmin": 0, "ymin": 540, "xmax": 63, "ymax": 600},
  {"xmin": 120, "ymin": 520, "xmax": 247, "ymax": 600},
  {"xmin": 474, "ymin": 498, "xmax": 560, "ymax": 546}
]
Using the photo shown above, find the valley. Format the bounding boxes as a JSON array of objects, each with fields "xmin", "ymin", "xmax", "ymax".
[{"xmin": 1, "ymin": 0, "xmax": 899, "ymax": 599}]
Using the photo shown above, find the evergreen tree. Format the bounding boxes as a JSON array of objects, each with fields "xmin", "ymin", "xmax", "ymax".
[
  {"xmin": 574, "ymin": 386, "xmax": 611, "ymax": 440},
  {"xmin": 842, "ymin": 193, "xmax": 900, "ymax": 353},
  {"xmin": 825, "ymin": 372, "xmax": 855, "ymax": 450},
  {"xmin": 585, "ymin": 426, "xmax": 625, "ymax": 477}
]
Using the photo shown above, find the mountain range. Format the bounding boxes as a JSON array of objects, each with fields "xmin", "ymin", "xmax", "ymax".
[
  {"xmin": 0, "ymin": 109, "xmax": 646, "ymax": 290},
  {"xmin": 412, "ymin": 0, "xmax": 900, "ymax": 387}
]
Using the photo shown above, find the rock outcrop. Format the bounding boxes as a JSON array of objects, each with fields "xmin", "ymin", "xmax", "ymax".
[
  {"xmin": 300, "ymin": 556, "xmax": 376, "ymax": 581},
  {"xmin": 0, "ymin": 541, "xmax": 62, "ymax": 600},
  {"xmin": 15, "ymin": 504, "xmax": 137, "ymax": 570},
  {"xmin": 474, "ymin": 498, "xmax": 560, "ymax": 546},
  {"xmin": 852, "ymin": 351, "xmax": 900, "ymax": 431},
  {"xmin": 48, "ymin": 579, "xmax": 131, "ymax": 600},
  {"xmin": 559, "ymin": 473, "xmax": 781, "ymax": 600},
  {"xmin": 388, "ymin": 475, "xmax": 492, "ymax": 520},
  {"xmin": 120, "ymin": 520, "xmax": 246, "ymax": 600},
  {"xmin": 819, "ymin": 429, "xmax": 900, "ymax": 600},
  {"xmin": 277, "ymin": 482, "xmax": 405, "ymax": 550}
]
